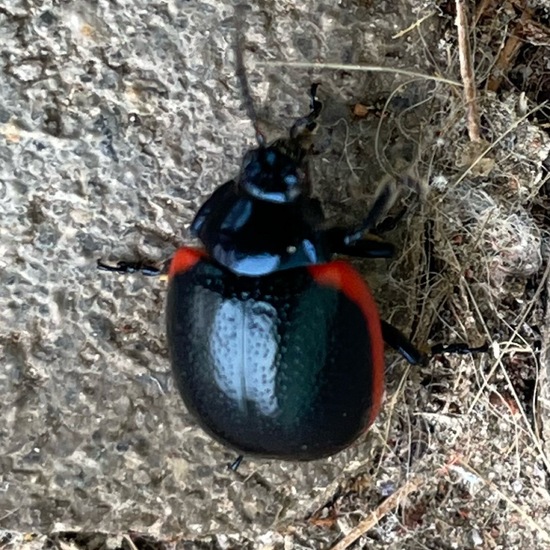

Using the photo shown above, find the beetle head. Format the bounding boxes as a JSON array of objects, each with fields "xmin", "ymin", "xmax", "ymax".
[
  {"xmin": 238, "ymin": 83, "xmax": 322, "ymax": 204},
  {"xmin": 239, "ymin": 143, "xmax": 306, "ymax": 204}
]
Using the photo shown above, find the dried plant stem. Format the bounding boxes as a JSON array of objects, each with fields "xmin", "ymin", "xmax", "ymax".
[
  {"xmin": 329, "ymin": 475, "xmax": 423, "ymax": 550},
  {"xmin": 455, "ymin": 0, "xmax": 481, "ymax": 142}
]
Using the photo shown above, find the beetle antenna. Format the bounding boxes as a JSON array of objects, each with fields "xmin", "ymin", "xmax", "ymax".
[
  {"xmin": 234, "ymin": 9, "xmax": 266, "ymax": 148},
  {"xmin": 290, "ymin": 83, "xmax": 323, "ymax": 139}
]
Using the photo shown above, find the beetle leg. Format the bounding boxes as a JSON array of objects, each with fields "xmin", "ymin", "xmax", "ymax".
[
  {"xmin": 97, "ymin": 259, "xmax": 164, "ymax": 277},
  {"xmin": 342, "ymin": 177, "xmax": 399, "ymax": 246},
  {"xmin": 381, "ymin": 321, "xmax": 489, "ymax": 364},
  {"xmin": 371, "ymin": 206, "xmax": 408, "ymax": 235},
  {"xmin": 323, "ymin": 177, "xmax": 401, "ymax": 257},
  {"xmin": 327, "ymin": 231, "xmax": 395, "ymax": 258},
  {"xmin": 381, "ymin": 320, "xmax": 425, "ymax": 365}
]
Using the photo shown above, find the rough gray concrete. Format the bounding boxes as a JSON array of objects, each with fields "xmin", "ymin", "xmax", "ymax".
[{"xmin": 0, "ymin": 0, "xmax": 438, "ymax": 545}]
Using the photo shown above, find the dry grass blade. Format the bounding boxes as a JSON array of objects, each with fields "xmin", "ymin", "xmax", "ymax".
[
  {"xmin": 392, "ymin": 12, "xmax": 435, "ymax": 39},
  {"xmin": 256, "ymin": 61, "xmax": 463, "ymax": 88},
  {"xmin": 122, "ymin": 535, "xmax": 139, "ymax": 550}
]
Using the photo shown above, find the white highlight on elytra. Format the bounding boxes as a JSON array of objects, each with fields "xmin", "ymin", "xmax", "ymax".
[{"xmin": 211, "ymin": 299, "xmax": 280, "ymax": 416}]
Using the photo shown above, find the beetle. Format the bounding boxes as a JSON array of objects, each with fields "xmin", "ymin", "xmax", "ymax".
[{"xmin": 99, "ymin": 38, "xmax": 484, "ymax": 466}]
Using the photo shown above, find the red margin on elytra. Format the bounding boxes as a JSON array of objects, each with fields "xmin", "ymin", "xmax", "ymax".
[
  {"xmin": 168, "ymin": 247, "xmax": 207, "ymax": 278},
  {"xmin": 307, "ymin": 261, "xmax": 385, "ymax": 428}
]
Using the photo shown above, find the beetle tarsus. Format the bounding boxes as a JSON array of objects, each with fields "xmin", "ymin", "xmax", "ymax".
[
  {"xmin": 431, "ymin": 342, "xmax": 489, "ymax": 355},
  {"xmin": 97, "ymin": 259, "xmax": 162, "ymax": 277},
  {"xmin": 228, "ymin": 455, "xmax": 244, "ymax": 472}
]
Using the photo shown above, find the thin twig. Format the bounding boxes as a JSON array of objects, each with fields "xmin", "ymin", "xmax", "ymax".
[
  {"xmin": 455, "ymin": 0, "xmax": 481, "ymax": 142},
  {"xmin": 329, "ymin": 475, "xmax": 423, "ymax": 550}
]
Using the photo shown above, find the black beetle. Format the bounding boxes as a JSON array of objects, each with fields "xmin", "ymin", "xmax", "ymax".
[{"xmin": 99, "ymin": 35, "xmax": 485, "ymax": 466}]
